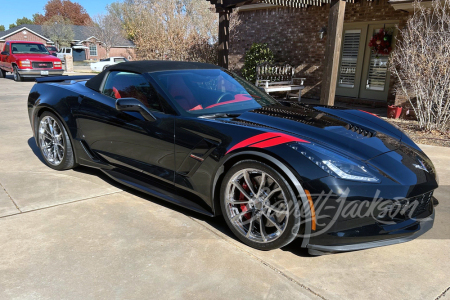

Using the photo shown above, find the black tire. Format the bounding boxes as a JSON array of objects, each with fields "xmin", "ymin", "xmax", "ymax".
[
  {"xmin": 37, "ymin": 111, "xmax": 76, "ymax": 170},
  {"xmin": 0, "ymin": 69, "xmax": 6, "ymax": 78},
  {"xmin": 13, "ymin": 66, "xmax": 22, "ymax": 82},
  {"xmin": 103, "ymin": 65, "xmax": 110, "ymax": 71},
  {"xmin": 220, "ymin": 160, "xmax": 301, "ymax": 250}
]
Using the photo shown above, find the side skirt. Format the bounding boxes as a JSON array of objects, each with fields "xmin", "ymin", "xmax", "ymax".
[{"xmin": 101, "ymin": 168, "xmax": 214, "ymax": 217}]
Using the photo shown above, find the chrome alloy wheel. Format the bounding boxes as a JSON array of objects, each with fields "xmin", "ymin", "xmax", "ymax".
[
  {"xmin": 38, "ymin": 116, "xmax": 65, "ymax": 166},
  {"xmin": 224, "ymin": 168, "xmax": 289, "ymax": 243}
]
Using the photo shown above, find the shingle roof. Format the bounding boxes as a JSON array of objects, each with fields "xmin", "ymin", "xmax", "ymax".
[{"xmin": 0, "ymin": 24, "xmax": 134, "ymax": 47}]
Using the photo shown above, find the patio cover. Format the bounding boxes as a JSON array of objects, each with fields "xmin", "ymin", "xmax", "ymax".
[{"xmin": 207, "ymin": 0, "xmax": 348, "ymax": 105}]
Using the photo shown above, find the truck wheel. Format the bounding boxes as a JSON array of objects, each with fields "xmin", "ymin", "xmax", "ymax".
[
  {"xmin": 13, "ymin": 66, "xmax": 22, "ymax": 82},
  {"xmin": 102, "ymin": 65, "xmax": 110, "ymax": 71},
  {"xmin": 0, "ymin": 69, "xmax": 6, "ymax": 78}
]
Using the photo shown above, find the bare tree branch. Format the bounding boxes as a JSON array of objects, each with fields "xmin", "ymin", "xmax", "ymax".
[
  {"xmin": 42, "ymin": 15, "xmax": 74, "ymax": 49},
  {"xmin": 390, "ymin": 0, "xmax": 450, "ymax": 132},
  {"xmin": 116, "ymin": 0, "xmax": 218, "ymax": 62},
  {"xmin": 88, "ymin": 13, "xmax": 126, "ymax": 58}
]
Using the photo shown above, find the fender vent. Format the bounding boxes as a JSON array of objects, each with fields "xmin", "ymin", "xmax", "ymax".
[{"xmin": 345, "ymin": 124, "xmax": 376, "ymax": 138}]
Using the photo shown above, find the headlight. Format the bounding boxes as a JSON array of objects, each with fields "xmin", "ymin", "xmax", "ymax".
[
  {"xmin": 289, "ymin": 142, "xmax": 381, "ymax": 183},
  {"xmin": 18, "ymin": 60, "xmax": 31, "ymax": 68},
  {"xmin": 54, "ymin": 61, "xmax": 62, "ymax": 68}
]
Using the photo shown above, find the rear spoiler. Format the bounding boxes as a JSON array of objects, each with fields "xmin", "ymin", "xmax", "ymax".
[{"xmin": 35, "ymin": 75, "xmax": 95, "ymax": 83}]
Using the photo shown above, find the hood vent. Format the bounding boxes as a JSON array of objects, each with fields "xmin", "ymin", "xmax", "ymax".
[{"xmin": 345, "ymin": 124, "xmax": 376, "ymax": 138}]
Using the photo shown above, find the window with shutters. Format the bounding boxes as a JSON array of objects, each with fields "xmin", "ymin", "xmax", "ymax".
[
  {"xmin": 365, "ymin": 28, "xmax": 389, "ymax": 91},
  {"xmin": 338, "ymin": 29, "xmax": 361, "ymax": 88}
]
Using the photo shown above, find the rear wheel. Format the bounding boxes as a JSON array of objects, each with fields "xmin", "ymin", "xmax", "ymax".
[
  {"xmin": 13, "ymin": 66, "xmax": 22, "ymax": 82},
  {"xmin": 220, "ymin": 160, "xmax": 301, "ymax": 250},
  {"xmin": 37, "ymin": 112, "xmax": 76, "ymax": 170},
  {"xmin": 0, "ymin": 69, "xmax": 6, "ymax": 78},
  {"xmin": 103, "ymin": 65, "xmax": 110, "ymax": 71}
]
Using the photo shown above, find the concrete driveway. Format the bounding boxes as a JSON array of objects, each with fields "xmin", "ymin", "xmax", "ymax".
[{"xmin": 0, "ymin": 75, "xmax": 448, "ymax": 300}]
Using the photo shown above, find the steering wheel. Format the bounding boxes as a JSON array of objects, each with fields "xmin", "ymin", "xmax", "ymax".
[{"xmin": 216, "ymin": 93, "xmax": 234, "ymax": 103}]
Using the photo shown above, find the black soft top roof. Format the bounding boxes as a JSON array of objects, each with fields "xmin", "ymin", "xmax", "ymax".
[{"xmin": 85, "ymin": 60, "xmax": 222, "ymax": 92}]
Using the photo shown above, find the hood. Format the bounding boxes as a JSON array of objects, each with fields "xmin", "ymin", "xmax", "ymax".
[
  {"xmin": 227, "ymin": 103, "xmax": 402, "ymax": 161},
  {"xmin": 13, "ymin": 53, "xmax": 60, "ymax": 61}
]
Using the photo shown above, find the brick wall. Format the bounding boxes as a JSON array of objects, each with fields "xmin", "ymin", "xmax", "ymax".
[
  {"xmin": 230, "ymin": 0, "xmax": 410, "ymax": 101},
  {"xmin": 83, "ymin": 39, "xmax": 135, "ymax": 61},
  {"xmin": 1, "ymin": 30, "xmax": 50, "ymax": 51}
]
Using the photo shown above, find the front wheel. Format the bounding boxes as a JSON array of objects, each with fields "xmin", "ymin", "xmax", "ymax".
[
  {"xmin": 220, "ymin": 160, "xmax": 301, "ymax": 250},
  {"xmin": 37, "ymin": 112, "xmax": 76, "ymax": 170},
  {"xmin": 13, "ymin": 66, "xmax": 22, "ymax": 82}
]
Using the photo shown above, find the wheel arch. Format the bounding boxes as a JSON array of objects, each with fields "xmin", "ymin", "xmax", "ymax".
[
  {"xmin": 34, "ymin": 106, "xmax": 79, "ymax": 165},
  {"xmin": 212, "ymin": 150, "xmax": 311, "ymax": 247}
]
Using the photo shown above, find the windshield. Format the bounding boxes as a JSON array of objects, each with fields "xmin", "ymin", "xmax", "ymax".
[
  {"xmin": 47, "ymin": 47, "xmax": 57, "ymax": 51},
  {"xmin": 114, "ymin": 58, "xmax": 127, "ymax": 63},
  {"xmin": 11, "ymin": 43, "xmax": 49, "ymax": 54},
  {"xmin": 150, "ymin": 69, "xmax": 277, "ymax": 116}
]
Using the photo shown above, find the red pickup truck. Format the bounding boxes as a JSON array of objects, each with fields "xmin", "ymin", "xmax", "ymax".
[{"xmin": 0, "ymin": 41, "xmax": 64, "ymax": 82}]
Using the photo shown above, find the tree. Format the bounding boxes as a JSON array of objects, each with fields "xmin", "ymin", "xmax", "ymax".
[
  {"xmin": 8, "ymin": 17, "xmax": 35, "ymax": 29},
  {"xmin": 16, "ymin": 17, "xmax": 34, "ymax": 26},
  {"xmin": 89, "ymin": 13, "xmax": 126, "ymax": 58},
  {"xmin": 390, "ymin": 0, "xmax": 450, "ymax": 131},
  {"xmin": 117, "ymin": 0, "xmax": 217, "ymax": 62},
  {"xmin": 42, "ymin": 15, "xmax": 74, "ymax": 49},
  {"xmin": 0, "ymin": 25, "xmax": 5, "ymax": 32},
  {"xmin": 34, "ymin": 0, "xmax": 92, "ymax": 25},
  {"xmin": 241, "ymin": 43, "xmax": 274, "ymax": 82}
]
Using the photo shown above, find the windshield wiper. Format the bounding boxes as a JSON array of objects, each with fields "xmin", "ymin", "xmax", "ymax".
[{"xmin": 199, "ymin": 113, "xmax": 241, "ymax": 119}]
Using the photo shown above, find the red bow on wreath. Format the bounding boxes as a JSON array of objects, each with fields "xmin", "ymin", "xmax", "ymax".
[{"xmin": 368, "ymin": 28, "xmax": 392, "ymax": 56}]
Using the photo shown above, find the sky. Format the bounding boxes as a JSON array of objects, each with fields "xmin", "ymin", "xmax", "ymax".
[{"xmin": 0, "ymin": 0, "xmax": 112, "ymax": 28}]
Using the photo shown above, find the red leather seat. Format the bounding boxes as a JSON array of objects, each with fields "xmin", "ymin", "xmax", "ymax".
[
  {"xmin": 167, "ymin": 76, "xmax": 199, "ymax": 110},
  {"xmin": 111, "ymin": 75, "xmax": 150, "ymax": 107}
]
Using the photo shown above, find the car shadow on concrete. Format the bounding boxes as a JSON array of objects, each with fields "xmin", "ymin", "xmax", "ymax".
[
  {"xmin": 4, "ymin": 73, "xmax": 38, "ymax": 82},
  {"xmin": 28, "ymin": 137, "xmax": 47, "ymax": 165},
  {"xmin": 27, "ymin": 137, "xmax": 311, "ymax": 257}
]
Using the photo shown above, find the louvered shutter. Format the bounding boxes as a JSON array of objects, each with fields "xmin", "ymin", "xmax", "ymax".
[{"xmin": 338, "ymin": 29, "xmax": 361, "ymax": 88}]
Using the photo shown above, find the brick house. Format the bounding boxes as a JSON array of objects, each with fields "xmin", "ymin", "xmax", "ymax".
[
  {"xmin": 228, "ymin": 0, "xmax": 417, "ymax": 104},
  {"xmin": 0, "ymin": 24, "xmax": 135, "ymax": 62}
]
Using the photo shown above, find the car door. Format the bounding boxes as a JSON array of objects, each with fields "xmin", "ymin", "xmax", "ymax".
[
  {"xmin": 77, "ymin": 71, "xmax": 176, "ymax": 186},
  {"xmin": 1, "ymin": 42, "xmax": 11, "ymax": 72}
]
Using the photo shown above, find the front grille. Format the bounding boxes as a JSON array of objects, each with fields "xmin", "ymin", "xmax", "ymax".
[
  {"xmin": 379, "ymin": 191, "xmax": 433, "ymax": 222},
  {"xmin": 32, "ymin": 62, "xmax": 53, "ymax": 69},
  {"xmin": 405, "ymin": 191, "xmax": 433, "ymax": 218}
]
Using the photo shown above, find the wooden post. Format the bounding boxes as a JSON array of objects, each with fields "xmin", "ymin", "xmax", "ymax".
[
  {"xmin": 218, "ymin": 9, "xmax": 231, "ymax": 69},
  {"xmin": 320, "ymin": 0, "xmax": 346, "ymax": 106}
]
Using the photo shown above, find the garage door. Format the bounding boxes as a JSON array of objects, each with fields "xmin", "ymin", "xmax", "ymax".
[{"xmin": 73, "ymin": 49, "xmax": 86, "ymax": 61}]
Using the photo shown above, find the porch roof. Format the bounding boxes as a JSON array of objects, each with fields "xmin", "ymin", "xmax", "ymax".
[{"xmin": 207, "ymin": 0, "xmax": 357, "ymax": 11}]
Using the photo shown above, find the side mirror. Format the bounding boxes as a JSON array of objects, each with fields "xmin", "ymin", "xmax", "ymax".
[
  {"xmin": 115, "ymin": 98, "xmax": 156, "ymax": 122},
  {"xmin": 1, "ymin": 51, "xmax": 8, "ymax": 56},
  {"xmin": 52, "ymin": 53, "xmax": 57, "ymax": 57}
]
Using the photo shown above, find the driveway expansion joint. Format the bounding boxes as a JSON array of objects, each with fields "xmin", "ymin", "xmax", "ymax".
[
  {"xmin": 189, "ymin": 216, "xmax": 328, "ymax": 300},
  {"xmin": 0, "ymin": 181, "xmax": 21, "ymax": 213},
  {"xmin": 0, "ymin": 190, "xmax": 124, "ymax": 219},
  {"xmin": 436, "ymin": 286, "xmax": 450, "ymax": 300}
]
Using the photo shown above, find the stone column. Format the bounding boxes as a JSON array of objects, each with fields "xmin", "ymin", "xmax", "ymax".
[{"xmin": 64, "ymin": 55, "xmax": 74, "ymax": 73}]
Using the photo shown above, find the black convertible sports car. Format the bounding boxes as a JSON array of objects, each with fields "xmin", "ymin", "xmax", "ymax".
[{"xmin": 27, "ymin": 61, "xmax": 438, "ymax": 254}]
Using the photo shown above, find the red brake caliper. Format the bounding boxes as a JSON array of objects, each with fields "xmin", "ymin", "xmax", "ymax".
[{"xmin": 240, "ymin": 182, "xmax": 251, "ymax": 220}]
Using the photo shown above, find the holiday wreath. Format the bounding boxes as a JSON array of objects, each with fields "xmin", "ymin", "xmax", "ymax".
[{"xmin": 368, "ymin": 28, "xmax": 394, "ymax": 56}]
